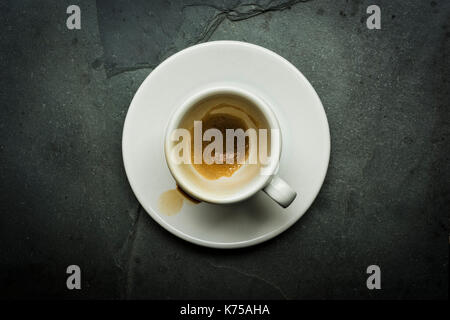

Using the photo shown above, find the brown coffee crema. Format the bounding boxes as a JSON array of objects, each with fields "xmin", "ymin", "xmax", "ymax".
[{"xmin": 189, "ymin": 104, "xmax": 256, "ymax": 180}]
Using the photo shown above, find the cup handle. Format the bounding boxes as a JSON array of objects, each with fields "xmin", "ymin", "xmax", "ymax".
[{"xmin": 263, "ymin": 176, "xmax": 297, "ymax": 208}]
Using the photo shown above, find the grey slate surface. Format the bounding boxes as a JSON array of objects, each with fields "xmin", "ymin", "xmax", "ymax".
[{"xmin": 0, "ymin": 0, "xmax": 448, "ymax": 299}]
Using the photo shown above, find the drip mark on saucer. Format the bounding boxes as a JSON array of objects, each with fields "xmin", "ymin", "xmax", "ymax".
[{"xmin": 158, "ymin": 186, "xmax": 200, "ymax": 216}]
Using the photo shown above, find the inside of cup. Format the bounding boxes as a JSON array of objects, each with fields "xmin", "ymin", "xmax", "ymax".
[{"xmin": 165, "ymin": 88, "xmax": 280, "ymax": 203}]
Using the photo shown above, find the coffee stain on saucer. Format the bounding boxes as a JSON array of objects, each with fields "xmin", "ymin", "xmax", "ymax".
[{"xmin": 158, "ymin": 185, "xmax": 200, "ymax": 216}]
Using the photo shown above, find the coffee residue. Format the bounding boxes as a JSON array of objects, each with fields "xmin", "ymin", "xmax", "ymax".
[
  {"xmin": 158, "ymin": 186, "xmax": 200, "ymax": 216},
  {"xmin": 190, "ymin": 104, "xmax": 252, "ymax": 180}
]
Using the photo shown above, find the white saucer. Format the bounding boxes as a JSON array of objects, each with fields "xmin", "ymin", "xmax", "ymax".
[{"xmin": 122, "ymin": 41, "xmax": 330, "ymax": 249}]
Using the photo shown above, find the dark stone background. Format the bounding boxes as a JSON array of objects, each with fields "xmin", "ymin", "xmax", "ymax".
[{"xmin": 0, "ymin": 0, "xmax": 448, "ymax": 299}]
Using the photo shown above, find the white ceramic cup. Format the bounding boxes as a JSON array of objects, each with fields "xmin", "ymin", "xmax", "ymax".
[{"xmin": 164, "ymin": 85, "xmax": 297, "ymax": 208}]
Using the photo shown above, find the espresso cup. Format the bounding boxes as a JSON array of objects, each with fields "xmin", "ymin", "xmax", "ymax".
[{"xmin": 164, "ymin": 85, "xmax": 296, "ymax": 208}]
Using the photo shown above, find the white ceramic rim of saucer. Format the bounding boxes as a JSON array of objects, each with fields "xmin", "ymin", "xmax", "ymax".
[{"xmin": 122, "ymin": 41, "xmax": 331, "ymax": 248}]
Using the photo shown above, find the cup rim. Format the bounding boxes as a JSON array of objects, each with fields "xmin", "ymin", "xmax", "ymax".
[{"xmin": 164, "ymin": 85, "xmax": 282, "ymax": 204}]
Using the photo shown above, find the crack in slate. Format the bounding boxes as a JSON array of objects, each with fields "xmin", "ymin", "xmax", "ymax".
[
  {"xmin": 114, "ymin": 203, "xmax": 143, "ymax": 299},
  {"xmin": 185, "ymin": 0, "xmax": 311, "ymax": 46},
  {"xmin": 185, "ymin": 11, "xmax": 227, "ymax": 47},
  {"xmin": 96, "ymin": 0, "xmax": 313, "ymax": 77},
  {"xmin": 207, "ymin": 261, "xmax": 289, "ymax": 299}
]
